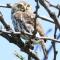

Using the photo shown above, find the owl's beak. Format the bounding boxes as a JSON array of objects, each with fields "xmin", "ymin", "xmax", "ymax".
[{"xmin": 24, "ymin": 5, "xmax": 27, "ymax": 11}]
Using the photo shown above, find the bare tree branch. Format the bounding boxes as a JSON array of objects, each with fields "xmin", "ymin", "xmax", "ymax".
[
  {"xmin": 0, "ymin": 4, "xmax": 11, "ymax": 8},
  {"xmin": 0, "ymin": 30, "xmax": 59, "ymax": 43},
  {"xmin": 0, "ymin": 1, "xmax": 60, "ymax": 60},
  {"xmin": 37, "ymin": 15, "xmax": 54, "ymax": 24},
  {"xmin": 0, "ymin": 12, "xmax": 11, "ymax": 30},
  {"xmin": 0, "ymin": 30, "xmax": 40, "ymax": 60},
  {"xmin": 38, "ymin": 0, "xmax": 60, "ymax": 30},
  {"xmin": 52, "ymin": 25, "xmax": 58, "ymax": 60}
]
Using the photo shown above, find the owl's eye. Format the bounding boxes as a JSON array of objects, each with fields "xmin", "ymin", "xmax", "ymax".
[
  {"xmin": 26, "ymin": 4, "xmax": 32, "ymax": 10},
  {"xmin": 17, "ymin": 4, "xmax": 25, "ymax": 12},
  {"xmin": 17, "ymin": 4, "xmax": 23, "ymax": 8},
  {"xmin": 27, "ymin": 4, "xmax": 30, "ymax": 7}
]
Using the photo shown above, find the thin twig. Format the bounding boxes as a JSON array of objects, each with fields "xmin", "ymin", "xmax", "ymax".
[
  {"xmin": 52, "ymin": 25, "xmax": 58, "ymax": 60},
  {"xmin": 37, "ymin": 15, "xmax": 54, "ymax": 24},
  {"xmin": 0, "ymin": 4, "xmax": 11, "ymax": 8}
]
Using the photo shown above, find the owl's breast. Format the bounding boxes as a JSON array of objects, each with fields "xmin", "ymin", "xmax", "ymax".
[{"xmin": 13, "ymin": 11, "xmax": 35, "ymax": 34}]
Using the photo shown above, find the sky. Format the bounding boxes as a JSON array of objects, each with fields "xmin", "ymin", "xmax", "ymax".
[{"xmin": 0, "ymin": 0, "xmax": 60, "ymax": 60}]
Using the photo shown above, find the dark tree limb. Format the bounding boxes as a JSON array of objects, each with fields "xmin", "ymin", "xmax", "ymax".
[
  {"xmin": 0, "ymin": 4, "xmax": 11, "ymax": 8},
  {"xmin": 0, "ymin": 12, "xmax": 11, "ymax": 30},
  {"xmin": 52, "ymin": 25, "xmax": 58, "ymax": 60},
  {"xmin": 0, "ymin": 30, "xmax": 40, "ymax": 60},
  {"xmin": 37, "ymin": 15, "xmax": 54, "ymax": 24},
  {"xmin": 0, "ymin": 30, "xmax": 60, "ymax": 43},
  {"xmin": 0, "ymin": 11, "xmax": 40, "ymax": 60},
  {"xmin": 38, "ymin": 0, "xmax": 60, "ymax": 30},
  {"xmin": 34, "ymin": 0, "xmax": 48, "ymax": 59}
]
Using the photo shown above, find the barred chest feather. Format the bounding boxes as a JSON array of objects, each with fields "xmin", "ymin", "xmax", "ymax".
[{"xmin": 12, "ymin": 11, "xmax": 36, "ymax": 34}]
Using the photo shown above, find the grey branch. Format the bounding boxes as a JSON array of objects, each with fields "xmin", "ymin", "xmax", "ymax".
[
  {"xmin": 0, "ymin": 29, "xmax": 60, "ymax": 43},
  {"xmin": 0, "ymin": 29, "xmax": 32, "ymax": 36}
]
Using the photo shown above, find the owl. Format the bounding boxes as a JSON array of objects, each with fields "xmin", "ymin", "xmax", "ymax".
[
  {"xmin": 11, "ymin": 1, "xmax": 46, "ymax": 40},
  {"xmin": 11, "ymin": 1, "xmax": 47, "ymax": 57}
]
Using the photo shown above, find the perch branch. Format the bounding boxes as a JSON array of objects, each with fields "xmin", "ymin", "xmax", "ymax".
[
  {"xmin": 0, "ymin": 30, "xmax": 40, "ymax": 60},
  {"xmin": 46, "ymin": 0, "xmax": 60, "ymax": 10},
  {"xmin": 0, "ymin": 30, "xmax": 60, "ymax": 43},
  {"xmin": 0, "ymin": 29, "xmax": 32, "ymax": 36}
]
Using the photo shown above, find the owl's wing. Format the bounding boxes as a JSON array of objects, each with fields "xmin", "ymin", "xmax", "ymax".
[{"xmin": 36, "ymin": 19, "xmax": 45, "ymax": 36}]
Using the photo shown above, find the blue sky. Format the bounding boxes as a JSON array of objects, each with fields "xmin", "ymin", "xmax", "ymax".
[{"xmin": 0, "ymin": 0, "xmax": 60, "ymax": 60}]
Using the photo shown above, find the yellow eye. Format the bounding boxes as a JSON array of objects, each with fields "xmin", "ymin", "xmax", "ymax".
[
  {"xmin": 17, "ymin": 4, "xmax": 25, "ymax": 12},
  {"xmin": 17, "ymin": 4, "xmax": 23, "ymax": 8},
  {"xmin": 27, "ymin": 4, "xmax": 30, "ymax": 7},
  {"xmin": 26, "ymin": 4, "xmax": 32, "ymax": 10}
]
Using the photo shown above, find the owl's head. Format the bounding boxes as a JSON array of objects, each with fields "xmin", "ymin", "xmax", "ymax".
[{"xmin": 17, "ymin": 1, "xmax": 32, "ymax": 12}]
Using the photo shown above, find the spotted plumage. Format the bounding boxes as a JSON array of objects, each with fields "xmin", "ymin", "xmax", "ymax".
[{"xmin": 11, "ymin": 1, "xmax": 45, "ymax": 37}]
